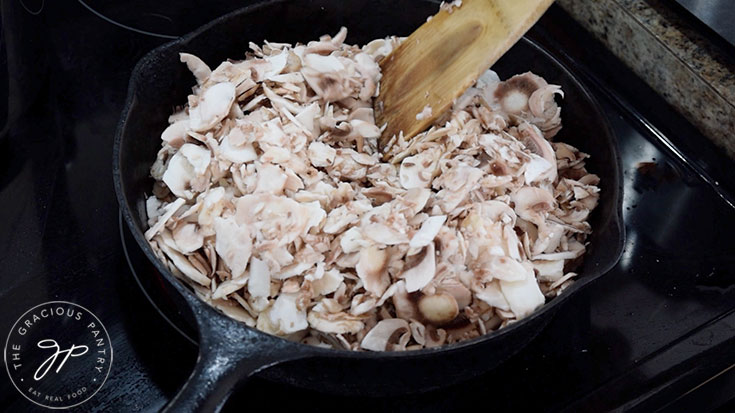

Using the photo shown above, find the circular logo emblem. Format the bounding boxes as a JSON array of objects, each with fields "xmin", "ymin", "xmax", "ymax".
[{"xmin": 4, "ymin": 301, "xmax": 113, "ymax": 409}]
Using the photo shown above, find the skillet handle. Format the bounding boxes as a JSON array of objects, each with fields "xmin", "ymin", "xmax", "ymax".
[{"xmin": 162, "ymin": 295, "xmax": 308, "ymax": 412}]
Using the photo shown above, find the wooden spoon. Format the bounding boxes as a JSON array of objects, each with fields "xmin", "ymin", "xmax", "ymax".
[{"xmin": 375, "ymin": 0, "xmax": 555, "ymax": 155}]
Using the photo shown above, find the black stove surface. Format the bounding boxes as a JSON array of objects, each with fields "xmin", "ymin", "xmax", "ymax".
[
  {"xmin": 1, "ymin": 1, "xmax": 734, "ymax": 412},
  {"xmin": 673, "ymin": 0, "xmax": 735, "ymax": 50}
]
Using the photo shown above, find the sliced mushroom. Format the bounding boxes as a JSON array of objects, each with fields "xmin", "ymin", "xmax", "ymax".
[
  {"xmin": 189, "ymin": 82, "xmax": 236, "ymax": 132},
  {"xmin": 363, "ymin": 38, "xmax": 395, "ymax": 60},
  {"xmin": 533, "ymin": 259, "xmax": 564, "ymax": 282},
  {"xmin": 436, "ymin": 278, "xmax": 472, "ymax": 310},
  {"xmin": 145, "ymin": 29, "xmax": 601, "ymax": 351},
  {"xmin": 360, "ymin": 318, "xmax": 409, "ymax": 351},
  {"xmin": 197, "ymin": 187, "xmax": 226, "ymax": 228},
  {"xmin": 402, "ymin": 187, "xmax": 432, "ymax": 216},
  {"xmin": 350, "ymin": 119, "xmax": 381, "ymax": 139},
  {"xmin": 172, "ymin": 223, "xmax": 204, "ymax": 254},
  {"xmin": 156, "ymin": 234, "xmax": 210, "ymax": 287},
  {"xmin": 255, "ymin": 163, "xmax": 288, "ymax": 195},
  {"xmin": 182, "ymin": 143, "xmax": 212, "ymax": 174},
  {"xmin": 213, "ymin": 216, "xmax": 252, "ymax": 278},
  {"xmin": 307, "ymin": 303, "xmax": 365, "ymax": 334},
  {"xmin": 472, "ymin": 280, "xmax": 510, "ymax": 311},
  {"xmin": 339, "ymin": 227, "xmax": 369, "ymax": 254},
  {"xmin": 355, "ymin": 245, "xmax": 390, "ymax": 296},
  {"xmin": 350, "ymin": 294, "xmax": 378, "ymax": 316},
  {"xmin": 220, "ymin": 134, "xmax": 257, "ymax": 164},
  {"xmin": 409, "ymin": 321, "xmax": 427, "ymax": 346},
  {"xmin": 476, "ymin": 200, "xmax": 516, "ymax": 226},
  {"xmin": 248, "ymin": 257, "xmax": 271, "ymax": 298},
  {"xmin": 434, "ymin": 164, "xmax": 485, "ymax": 214},
  {"xmin": 301, "ymin": 54, "xmax": 350, "ymax": 102},
  {"xmin": 529, "ymin": 84, "xmax": 563, "ymax": 119},
  {"xmin": 180, "ymin": 53, "xmax": 212, "ymax": 84},
  {"xmin": 308, "ymin": 141, "xmax": 337, "ymax": 167},
  {"xmin": 391, "ymin": 281, "xmax": 419, "ymax": 320},
  {"xmin": 409, "ymin": 215, "xmax": 446, "ymax": 249},
  {"xmin": 499, "ymin": 269, "xmax": 545, "ymax": 319},
  {"xmin": 362, "ymin": 223, "xmax": 408, "ymax": 245},
  {"xmin": 400, "ymin": 242, "xmax": 436, "ymax": 292},
  {"xmin": 269, "ymin": 292, "xmax": 308, "ymax": 334},
  {"xmin": 518, "ymin": 122, "xmax": 556, "ymax": 183},
  {"xmin": 524, "ymin": 155, "xmax": 555, "ymax": 185},
  {"xmin": 511, "ymin": 186, "xmax": 555, "ymax": 226},
  {"xmin": 415, "ymin": 104, "xmax": 433, "ymax": 121},
  {"xmin": 311, "ymin": 269, "xmax": 343, "ymax": 296},
  {"xmin": 485, "ymin": 255, "xmax": 528, "ymax": 282},
  {"xmin": 424, "ymin": 325, "xmax": 448, "ymax": 348},
  {"xmin": 161, "ymin": 120, "xmax": 190, "ymax": 148},
  {"xmin": 162, "ymin": 152, "xmax": 197, "ymax": 200},
  {"xmin": 208, "ymin": 297, "xmax": 255, "ymax": 326},
  {"xmin": 262, "ymin": 50, "xmax": 289, "ymax": 80},
  {"xmin": 145, "ymin": 198, "xmax": 186, "ymax": 240},
  {"xmin": 212, "ymin": 275, "xmax": 248, "ymax": 300},
  {"xmin": 399, "ymin": 149, "xmax": 440, "ymax": 189}
]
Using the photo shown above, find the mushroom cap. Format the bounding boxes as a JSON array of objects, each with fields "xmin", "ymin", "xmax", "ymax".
[
  {"xmin": 418, "ymin": 293, "xmax": 459, "ymax": 325},
  {"xmin": 493, "ymin": 72, "xmax": 547, "ymax": 114}
]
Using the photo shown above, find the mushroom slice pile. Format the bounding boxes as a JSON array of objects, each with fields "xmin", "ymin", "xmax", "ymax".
[{"xmin": 145, "ymin": 26, "xmax": 600, "ymax": 351}]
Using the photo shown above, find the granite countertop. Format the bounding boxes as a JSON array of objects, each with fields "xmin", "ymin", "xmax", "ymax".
[{"xmin": 558, "ymin": 0, "xmax": 735, "ymax": 158}]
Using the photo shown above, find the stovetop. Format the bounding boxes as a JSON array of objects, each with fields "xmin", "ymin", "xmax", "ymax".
[
  {"xmin": 673, "ymin": 0, "xmax": 735, "ymax": 49},
  {"xmin": 1, "ymin": 1, "xmax": 734, "ymax": 412}
]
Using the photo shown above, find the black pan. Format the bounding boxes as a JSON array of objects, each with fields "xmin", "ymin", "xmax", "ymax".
[{"xmin": 113, "ymin": 1, "xmax": 624, "ymax": 411}]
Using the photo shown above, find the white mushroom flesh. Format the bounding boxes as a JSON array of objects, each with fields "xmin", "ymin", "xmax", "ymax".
[
  {"xmin": 360, "ymin": 318, "xmax": 410, "ymax": 351},
  {"xmin": 145, "ymin": 22, "xmax": 599, "ymax": 351}
]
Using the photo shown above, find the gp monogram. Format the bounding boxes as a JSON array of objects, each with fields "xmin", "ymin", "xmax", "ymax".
[{"xmin": 4, "ymin": 301, "xmax": 113, "ymax": 409}]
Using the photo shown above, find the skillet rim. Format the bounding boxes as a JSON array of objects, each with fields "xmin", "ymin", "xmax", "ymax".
[{"xmin": 112, "ymin": 0, "xmax": 625, "ymax": 361}]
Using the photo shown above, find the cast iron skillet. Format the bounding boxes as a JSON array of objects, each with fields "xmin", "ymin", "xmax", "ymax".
[{"xmin": 113, "ymin": 0, "xmax": 624, "ymax": 411}]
